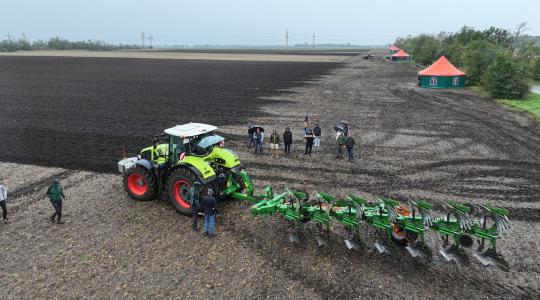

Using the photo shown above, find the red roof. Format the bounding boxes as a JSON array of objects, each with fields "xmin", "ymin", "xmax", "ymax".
[
  {"xmin": 418, "ymin": 56, "xmax": 466, "ymax": 76},
  {"xmin": 392, "ymin": 49, "xmax": 410, "ymax": 57},
  {"xmin": 389, "ymin": 45, "xmax": 400, "ymax": 51}
]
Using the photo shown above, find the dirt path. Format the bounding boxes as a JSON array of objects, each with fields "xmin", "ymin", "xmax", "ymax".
[{"xmin": 1, "ymin": 54, "xmax": 540, "ymax": 299}]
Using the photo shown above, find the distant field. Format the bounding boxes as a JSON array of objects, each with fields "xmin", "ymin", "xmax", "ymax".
[
  {"xmin": 147, "ymin": 48, "xmax": 367, "ymax": 56},
  {"xmin": 0, "ymin": 55, "xmax": 340, "ymax": 172},
  {"xmin": 0, "ymin": 49, "xmax": 358, "ymax": 62}
]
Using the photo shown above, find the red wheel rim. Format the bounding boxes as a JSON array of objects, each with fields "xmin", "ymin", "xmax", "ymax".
[
  {"xmin": 173, "ymin": 180, "xmax": 191, "ymax": 209},
  {"xmin": 127, "ymin": 173, "xmax": 147, "ymax": 196}
]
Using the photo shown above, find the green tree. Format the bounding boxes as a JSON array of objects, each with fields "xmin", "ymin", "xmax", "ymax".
[
  {"xmin": 397, "ymin": 34, "xmax": 440, "ymax": 65},
  {"xmin": 482, "ymin": 51, "xmax": 530, "ymax": 99},
  {"xmin": 462, "ymin": 39, "xmax": 496, "ymax": 85},
  {"xmin": 533, "ymin": 57, "xmax": 540, "ymax": 81}
]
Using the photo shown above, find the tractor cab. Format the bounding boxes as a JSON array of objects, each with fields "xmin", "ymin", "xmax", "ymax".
[{"xmin": 164, "ymin": 123, "xmax": 225, "ymax": 163}]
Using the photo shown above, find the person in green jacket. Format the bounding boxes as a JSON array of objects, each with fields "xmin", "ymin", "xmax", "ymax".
[
  {"xmin": 189, "ymin": 182, "xmax": 202, "ymax": 231},
  {"xmin": 270, "ymin": 129, "xmax": 281, "ymax": 158},
  {"xmin": 46, "ymin": 179, "xmax": 66, "ymax": 224}
]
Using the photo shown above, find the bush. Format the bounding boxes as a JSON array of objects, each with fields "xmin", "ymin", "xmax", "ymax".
[
  {"xmin": 397, "ymin": 34, "xmax": 440, "ymax": 65},
  {"xmin": 482, "ymin": 52, "xmax": 530, "ymax": 99},
  {"xmin": 462, "ymin": 40, "xmax": 497, "ymax": 85},
  {"xmin": 533, "ymin": 57, "xmax": 540, "ymax": 81}
]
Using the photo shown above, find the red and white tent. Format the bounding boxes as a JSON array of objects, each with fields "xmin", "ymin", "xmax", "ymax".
[{"xmin": 418, "ymin": 56, "xmax": 466, "ymax": 76}]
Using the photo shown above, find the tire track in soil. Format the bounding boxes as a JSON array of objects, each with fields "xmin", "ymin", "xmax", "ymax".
[
  {"xmin": 387, "ymin": 85, "xmax": 540, "ymax": 160},
  {"xmin": 7, "ymin": 170, "xmax": 74, "ymax": 199},
  {"xmin": 7, "ymin": 170, "xmax": 101, "ymax": 215}
]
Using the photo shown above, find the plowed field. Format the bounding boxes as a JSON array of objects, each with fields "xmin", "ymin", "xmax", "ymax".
[{"xmin": 1, "ymin": 52, "xmax": 539, "ymax": 299}]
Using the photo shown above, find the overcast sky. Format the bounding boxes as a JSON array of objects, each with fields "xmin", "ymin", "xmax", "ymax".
[{"xmin": 1, "ymin": 0, "xmax": 539, "ymax": 46}]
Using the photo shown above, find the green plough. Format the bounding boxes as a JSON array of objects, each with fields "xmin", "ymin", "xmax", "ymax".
[{"xmin": 228, "ymin": 171, "xmax": 512, "ymax": 270}]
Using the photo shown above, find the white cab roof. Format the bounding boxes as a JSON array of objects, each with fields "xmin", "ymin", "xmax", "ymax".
[{"xmin": 164, "ymin": 123, "xmax": 218, "ymax": 138}]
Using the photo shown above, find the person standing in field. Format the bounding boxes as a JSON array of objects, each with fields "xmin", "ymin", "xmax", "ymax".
[
  {"xmin": 283, "ymin": 127, "xmax": 293, "ymax": 156},
  {"xmin": 0, "ymin": 183, "xmax": 9, "ymax": 223},
  {"xmin": 189, "ymin": 181, "xmax": 202, "ymax": 231},
  {"xmin": 303, "ymin": 116, "xmax": 310, "ymax": 134},
  {"xmin": 253, "ymin": 128, "xmax": 263, "ymax": 154},
  {"xmin": 270, "ymin": 129, "xmax": 280, "ymax": 158},
  {"xmin": 248, "ymin": 123, "xmax": 254, "ymax": 148},
  {"xmin": 336, "ymin": 131, "xmax": 345, "ymax": 158},
  {"xmin": 345, "ymin": 132, "xmax": 356, "ymax": 161},
  {"xmin": 202, "ymin": 188, "xmax": 217, "ymax": 237},
  {"xmin": 46, "ymin": 179, "xmax": 66, "ymax": 224},
  {"xmin": 313, "ymin": 124, "xmax": 321, "ymax": 148},
  {"xmin": 304, "ymin": 128, "xmax": 315, "ymax": 157}
]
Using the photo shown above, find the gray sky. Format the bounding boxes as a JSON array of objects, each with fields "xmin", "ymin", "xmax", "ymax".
[{"xmin": 2, "ymin": 0, "xmax": 539, "ymax": 46}]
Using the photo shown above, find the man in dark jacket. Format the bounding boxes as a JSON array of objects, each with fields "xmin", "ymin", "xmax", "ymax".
[
  {"xmin": 304, "ymin": 129, "xmax": 315, "ymax": 157},
  {"xmin": 189, "ymin": 182, "xmax": 202, "ymax": 231},
  {"xmin": 336, "ymin": 131, "xmax": 345, "ymax": 158},
  {"xmin": 283, "ymin": 127, "xmax": 292, "ymax": 156},
  {"xmin": 202, "ymin": 188, "xmax": 217, "ymax": 237},
  {"xmin": 313, "ymin": 124, "xmax": 321, "ymax": 148},
  {"xmin": 248, "ymin": 123, "xmax": 254, "ymax": 148},
  {"xmin": 344, "ymin": 133, "xmax": 356, "ymax": 161},
  {"xmin": 46, "ymin": 179, "xmax": 66, "ymax": 224},
  {"xmin": 0, "ymin": 183, "xmax": 8, "ymax": 223},
  {"xmin": 253, "ymin": 128, "xmax": 263, "ymax": 154}
]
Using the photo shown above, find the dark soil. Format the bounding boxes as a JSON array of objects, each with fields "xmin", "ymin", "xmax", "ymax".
[
  {"xmin": 1, "ymin": 53, "xmax": 540, "ymax": 299},
  {"xmin": 0, "ymin": 56, "xmax": 340, "ymax": 172}
]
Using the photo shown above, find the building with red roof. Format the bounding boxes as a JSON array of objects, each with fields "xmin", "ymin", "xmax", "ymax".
[
  {"xmin": 391, "ymin": 49, "xmax": 411, "ymax": 61},
  {"xmin": 389, "ymin": 45, "xmax": 400, "ymax": 54},
  {"xmin": 418, "ymin": 56, "xmax": 466, "ymax": 88}
]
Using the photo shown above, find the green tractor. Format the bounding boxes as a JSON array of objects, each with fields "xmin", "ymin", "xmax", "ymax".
[{"xmin": 118, "ymin": 123, "xmax": 254, "ymax": 215}]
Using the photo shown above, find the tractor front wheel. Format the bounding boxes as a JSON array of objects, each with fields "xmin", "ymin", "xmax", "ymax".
[
  {"xmin": 123, "ymin": 165, "xmax": 157, "ymax": 201},
  {"xmin": 167, "ymin": 168, "xmax": 199, "ymax": 216}
]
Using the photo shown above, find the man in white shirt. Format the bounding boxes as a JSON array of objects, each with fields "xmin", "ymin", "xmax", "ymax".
[{"xmin": 0, "ymin": 184, "xmax": 8, "ymax": 223}]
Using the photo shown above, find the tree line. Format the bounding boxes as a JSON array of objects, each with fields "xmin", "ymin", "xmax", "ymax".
[
  {"xmin": 0, "ymin": 36, "xmax": 140, "ymax": 52},
  {"xmin": 395, "ymin": 23, "xmax": 540, "ymax": 99}
]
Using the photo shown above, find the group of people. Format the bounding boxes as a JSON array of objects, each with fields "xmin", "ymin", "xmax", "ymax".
[
  {"xmin": 248, "ymin": 116, "xmax": 356, "ymax": 161},
  {"xmin": 336, "ymin": 128, "xmax": 356, "ymax": 161},
  {"xmin": 0, "ymin": 179, "xmax": 66, "ymax": 225},
  {"xmin": 188, "ymin": 181, "xmax": 218, "ymax": 237}
]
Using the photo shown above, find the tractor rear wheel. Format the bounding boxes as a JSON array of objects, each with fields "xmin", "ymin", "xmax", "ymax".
[
  {"xmin": 167, "ymin": 168, "xmax": 199, "ymax": 216},
  {"xmin": 123, "ymin": 165, "xmax": 157, "ymax": 201}
]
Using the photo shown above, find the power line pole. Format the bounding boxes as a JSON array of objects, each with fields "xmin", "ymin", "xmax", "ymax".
[
  {"xmin": 141, "ymin": 30, "xmax": 145, "ymax": 48},
  {"xmin": 285, "ymin": 28, "xmax": 288, "ymax": 50},
  {"xmin": 148, "ymin": 34, "xmax": 153, "ymax": 48},
  {"xmin": 312, "ymin": 33, "xmax": 315, "ymax": 48}
]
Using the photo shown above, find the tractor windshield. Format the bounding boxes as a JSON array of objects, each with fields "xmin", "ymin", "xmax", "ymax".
[
  {"xmin": 197, "ymin": 135, "xmax": 224, "ymax": 149},
  {"xmin": 170, "ymin": 133, "xmax": 224, "ymax": 162}
]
